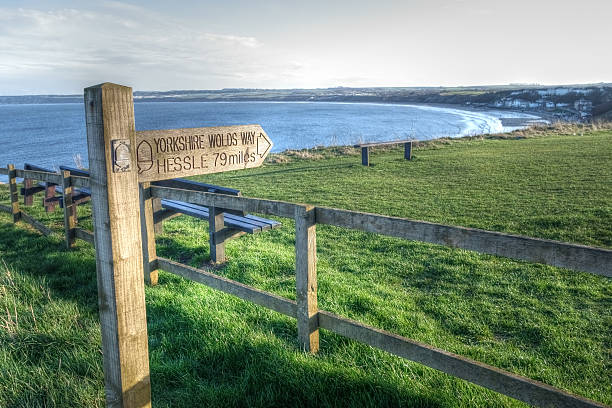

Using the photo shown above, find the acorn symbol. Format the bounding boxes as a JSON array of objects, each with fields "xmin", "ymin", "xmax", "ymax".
[{"xmin": 137, "ymin": 140, "xmax": 153, "ymax": 173}]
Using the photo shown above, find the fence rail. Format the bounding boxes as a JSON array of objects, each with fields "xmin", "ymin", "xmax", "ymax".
[{"xmin": 0, "ymin": 165, "xmax": 609, "ymax": 408}]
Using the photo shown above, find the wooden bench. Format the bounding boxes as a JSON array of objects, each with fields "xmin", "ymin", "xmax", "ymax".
[
  {"xmin": 21, "ymin": 163, "xmax": 59, "ymax": 211},
  {"xmin": 151, "ymin": 178, "xmax": 281, "ymax": 263},
  {"xmin": 354, "ymin": 139, "xmax": 415, "ymax": 166},
  {"xmin": 52, "ymin": 167, "xmax": 282, "ymax": 263}
]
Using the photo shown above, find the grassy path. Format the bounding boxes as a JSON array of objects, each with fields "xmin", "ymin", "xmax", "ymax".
[{"xmin": 0, "ymin": 129, "xmax": 610, "ymax": 407}]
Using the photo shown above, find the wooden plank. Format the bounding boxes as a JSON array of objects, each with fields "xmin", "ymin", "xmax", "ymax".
[
  {"xmin": 19, "ymin": 211, "xmax": 54, "ymax": 236},
  {"xmin": 244, "ymin": 214, "xmax": 282, "ymax": 229},
  {"xmin": 317, "ymin": 310, "xmax": 606, "ymax": 408},
  {"xmin": 8, "ymin": 164, "xmax": 20, "ymax": 223},
  {"xmin": 173, "ymin": 201, "xmax": 267, "ymax": 232},
  {"xmin": 62, "ymin": 170, "xmax": 76, "ymax": 248},
  {"xmin": 71, "ymin": 175, "xmax": 91, "ymax": 189},
  {"xmin": 209, "ymin": 206, "xmax": 226, "ymax": 263},
  {"xmin": 355, "ymin": 139, "xmax": 415, "ymax": 148},
  {"xmin": 151, "ymin": 185, "xmax": 300, "ymax": 218},
  {"xmin": 135, "ymin": 125, "xmax": 273, "ymax": 182},
  {"xmin": 315, "ymin": 207, "xmax": 612, "ymax": 277},
  {"xmin": 75, "ymin": 228, "xmax": 95, "ymax": 245},
  {"xmin": 157, "ymin": 257, "xmax": 297, "ymax": 317},
  {"xmin": 140, "ymin": 182, "xmax": 158, "ymax": 285},
  {"xmin": 0, "ymin": 167, "xmax": 8, "ymax": 175},
  {"xmin": 21, "ymin": 185, "xmax": 46, "ymax": 197},
  {"xmin": 153, "ymin": 178, "xmax": 241, "ymax": 196},
  {"xmin": 85, "ymin": 82, "xmax": 151, "ymax": 407},
  {"xmin": 0, "ymin": 204, "xmax": 11, "ymax": 213},
  {"xmin": 15, "ymin": 169, "xmax": 62, "ymax": 185},
  {"xmin": 295, "ymin": 205, "xmax": 319, "ymax": 353}
]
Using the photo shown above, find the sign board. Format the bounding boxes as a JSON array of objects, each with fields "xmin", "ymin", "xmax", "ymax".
[{"xmin": 135, "ymin": 124, "xmax": 273, "ymax": 182}]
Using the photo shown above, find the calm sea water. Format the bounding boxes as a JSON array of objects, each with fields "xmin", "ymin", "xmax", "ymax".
[{"xmin": 0, "ymin": 101, "xmax": 536, "ymax": 179}]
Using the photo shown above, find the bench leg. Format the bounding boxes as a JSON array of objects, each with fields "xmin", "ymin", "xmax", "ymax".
[
  {"xmin": 152, "ymin": 197, "xmax": 163, "ymax": 234},
  {"xmin": 209, "ymin": 207, "xmax": 226, "ymax": 263},
  {"xmin": 361, "ymin": 147, "xmax": 369, "ymax": 166},
  {"xmin": 44, "ymin": 185, "xmax": 57, "ymax": 212},
  {"xmin": 23, "ymin": 178, "xmax": 33, "ymax": 206},
  {"xmin": 140, "ymin": 182, "xmax": 158, "ymax": 285},
  {"xmin": 61, "ymin": 170, "xmax": 76, "ymax": 248},
  {"xmin": 404, "ymin": 141, "xmax": 413, "ymax": 160}
]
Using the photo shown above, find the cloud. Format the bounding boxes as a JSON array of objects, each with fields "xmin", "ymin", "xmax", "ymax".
[{"xmin": 0, "ymin": 5, "xmax": 282, "ymax": 93}]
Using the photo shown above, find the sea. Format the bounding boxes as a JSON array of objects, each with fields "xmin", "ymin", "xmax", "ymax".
[{"xmin": 0, "ymin": 101, "xmax": 540, "ymax": 181}]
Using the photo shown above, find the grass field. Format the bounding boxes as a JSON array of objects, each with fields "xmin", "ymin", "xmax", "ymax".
[{"xmin": 0, "ymin": 126, "xmax": 610, "ymax": 407}]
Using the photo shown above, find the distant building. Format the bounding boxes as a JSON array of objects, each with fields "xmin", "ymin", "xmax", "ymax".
[{"xmin": 574, "ymin": 99, "xmax": 593, "ymax": 112}]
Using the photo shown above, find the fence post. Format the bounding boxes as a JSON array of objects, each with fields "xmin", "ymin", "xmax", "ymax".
[
  {"xmin": 361, "ymin": 147, "xmax": 369, "ymax": 166},
  {"xmin": 295, "ymin": 204, "xmax": 319, "ymax": 353},
  {"xmin": 404, "ymin": 141, "xmax": 413, "ymax": 160},
  {"xmin": 8, "ymin": 164, "xmax": 20, "ymax": 223},
  {"xmin": 62, "ymin": 170, "xmax": 76, "ymax": 248},
  {"xmin": 140, "ymin": 182, "xmax": 158, "ymax": 285},
  {"xmin": 209, "ymin": 207, "xmax": 226, "ymax": 263},
  {"xmin": 85, "ymin": 83, "xmax": 151, "ymax": 407}
]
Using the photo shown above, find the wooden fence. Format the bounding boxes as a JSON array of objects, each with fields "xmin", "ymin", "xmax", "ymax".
[{"xmin": 0, "ymin": 165, "xmax": 610, "ymax": 408}]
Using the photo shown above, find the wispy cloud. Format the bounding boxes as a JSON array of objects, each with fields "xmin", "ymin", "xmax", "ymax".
[{"xmin": 0, "ymin": 4, "xmax": 282, "ymax": 93}]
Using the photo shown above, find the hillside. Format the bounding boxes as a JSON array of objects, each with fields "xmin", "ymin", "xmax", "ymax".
[{"xmin": 0, "ymin": 125, "xmax": 610, "ymax": 407}]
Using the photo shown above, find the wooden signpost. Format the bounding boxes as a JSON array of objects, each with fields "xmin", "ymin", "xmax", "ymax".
[
  {"xmin": 85, "ymin": 83, "xmax": 273, "ymax": 407},
  {"xmin": 135, "ymin": 125, "xmax": 272, "ymax": 182}
]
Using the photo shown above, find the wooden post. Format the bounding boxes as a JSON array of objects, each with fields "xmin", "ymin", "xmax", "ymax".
[
  {"xmin": 152, "ymin": 197, "xmax": 163, "ymax": 234},
  {"xmin": 404, "ymin": 141, "xmax": 413, "ymax": 160},
  {"xmin": 295, "ymin": 204, "xmax": 319, "ymax": 353},
  {"xmin": 62, "ymin": 170, "xmax": 76, "ymax": 248},
  {"xmin": 209, "ymin": 207, "xmax": 226, "ymax": 263},
  {"xmin": 84, "ymin": 83, "xmax": 151, "ymax": 407},
  {"xmin": 361, "ymin": 147, "xmax": 369, "ymax": 166},
  {"xmin": 8, "ymin": 164, "xmax": 20, "ymax": 223},
  {"xmin": 140, "ymin": 182, "xmax": 158, "ymax": 285}
]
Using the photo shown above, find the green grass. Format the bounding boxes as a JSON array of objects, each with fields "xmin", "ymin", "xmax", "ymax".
[{"xmin": 0, "ymin": 128, "xmax": 610, "ymax": 407}]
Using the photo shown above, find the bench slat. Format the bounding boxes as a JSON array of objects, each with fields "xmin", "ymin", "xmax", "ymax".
[
  {"xmin": 354, "ymin": 139, "xmax": 415, "ymax": 148},
  {"xmin": 171, "ymin": 201, "xmax": 277, "ymax": 231},
  {"xmin": 161, "ymin": 199, "xmax": 263, "ymax": 234}
]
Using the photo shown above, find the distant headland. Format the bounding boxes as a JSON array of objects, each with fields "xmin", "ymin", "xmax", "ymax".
[{"xmin": 2, "ymin": 83, "xmax": 611, "ymax": 122}]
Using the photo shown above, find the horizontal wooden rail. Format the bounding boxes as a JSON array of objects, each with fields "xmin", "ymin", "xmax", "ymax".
[
  {"xmin": 317, "ymin": 311, "xmax": 605, "ymax": 408},
  {"xmin": 315, "ymin": 207, "xmax": 612, "ymax": 277},
  {"xmin": 150, "ymin": 186, "xmax": 302, "ymax": 219},
  {"xmin": 75, "ymin": 228, "xmax": 95, "ymax": 245},
  {"xmin": 0, "ymin": 204, "xmax": 10, "ymax": 213},
  {"xmin": 15, "ymin": 169, "xmax": 62, "ymax": 184},
  {"xmin": 1, "ymin": 167, "xmax": 90, "ymax": 188},
  {"xmin": 20, "ymin": 211, "xmax": 54, "ymax": 236},
  {"xmin": 156, "ymin": 250, "xmax": 606, "ymax": 407},
  {"xmin": 71, "ymin": 175, "xmax": 91, "ymax": 189},
  {"xmin": 156, "ymin": 257, "xmax": 297, "ymax": 318}
]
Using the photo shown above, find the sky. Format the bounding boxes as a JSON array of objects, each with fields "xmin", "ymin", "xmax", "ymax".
[{"xmin": 1, "ymin": 0, "xmax": 611, "ymax": 95}]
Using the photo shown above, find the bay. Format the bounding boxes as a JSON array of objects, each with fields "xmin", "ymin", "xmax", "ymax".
[{"xmin": 0, "ymin": 101, "xmax": 538, "ymax": 179}]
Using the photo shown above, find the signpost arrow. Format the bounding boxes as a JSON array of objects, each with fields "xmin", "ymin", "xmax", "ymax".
[
  {"xmin": 135, "ymin": 124, "xmax": 273, "ymax": 183},
  {"xmin": 257, "ymin": 132, "xmax": 272, "ymax": 158}
]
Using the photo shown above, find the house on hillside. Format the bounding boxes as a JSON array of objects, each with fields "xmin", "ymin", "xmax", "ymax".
[{"xmin": 574, "ymin": 99, "xmax": 593, "ymax": 112}]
